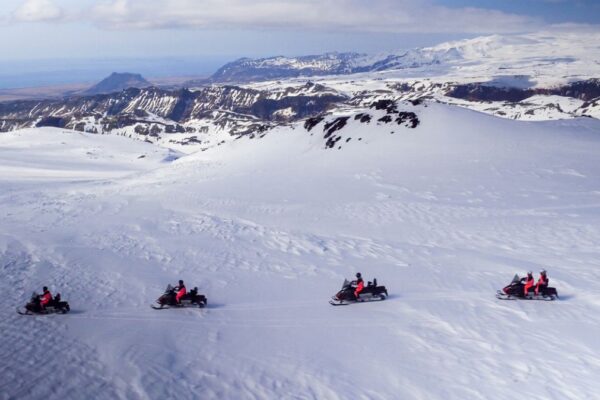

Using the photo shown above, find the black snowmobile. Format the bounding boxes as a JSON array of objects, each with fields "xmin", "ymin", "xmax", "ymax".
[
  {"xmin": 330, "ymin": 278, "xmax": 388, "ymax": 306},
  {"xmin": 17, "ymin": 292, "xmax": 70, "ymax": 315},
  {"xmin": 151, "ymin": 284, "xmax": 207, "ymax": 309},
  {"xmin": 496, "ymin": 274, "xmax": 558, "ymax": 301}
]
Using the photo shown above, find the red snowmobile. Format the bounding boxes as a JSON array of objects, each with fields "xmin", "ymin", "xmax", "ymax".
[
  {"xmin": 496, "ymin": 274, "xmax": 558, "ymax": 301},
  {"xmin": 152, "ymin": 284, "xmax": 207, "ymax": 309},
  {"xmin": 17, "ymin": 292, "xmax": 70, "ymax": 315},
  {"xmin": 330, "ymin": 278, "xmax": 388, "ymax": 306}
]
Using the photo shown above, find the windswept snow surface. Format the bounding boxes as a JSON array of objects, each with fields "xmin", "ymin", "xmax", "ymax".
[{"xmin": 2, "ymin": 105, "xmax": 600, "ymax": 399}]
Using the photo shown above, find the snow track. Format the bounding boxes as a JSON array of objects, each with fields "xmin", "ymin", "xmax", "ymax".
[{"xmin": 1, "ymin": 108, "xmax": 600, "ymax": 399}]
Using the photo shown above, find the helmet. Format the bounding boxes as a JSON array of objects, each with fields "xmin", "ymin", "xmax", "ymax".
[
  {"xmin": 540, "ymin": 269, "xmax": 547, "ymax": 275},
  {"xmin": 355, "ymin": 273, "xmax": 362, "ymax": 279},
  {"xmin": 527, "ymin": 271, "xmax": 533, "ymax": 276},
  {"xmin": 179, "ymin": 280, "xmax": 184, "ymax": 285},
  {"xmin": 43, "ymin": 286, "xmax": 48, "ymax": 291}
]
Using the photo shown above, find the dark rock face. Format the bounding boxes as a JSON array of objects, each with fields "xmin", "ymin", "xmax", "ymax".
[
  {"xmin": 83, "ymin": 73, "xmax": 152, "ymax": 96},
  {"xmin": 370, "ymin": 99, "xmax": 398, "ymax": 113},
  {"xmin": 446, "ymin": 79, "xmax": 600, "ymax": 103},
  {"xmin": 396, "ymin": 112, "xmax": 419, "ymax": 128},
  {"xmin": 354, "ymin": 113, "xmax": 371, "ymax": 123},
  {"xmin": 36, "ymin": 116, "xmax": 66, "ymax": 128},
  {"xmin": 553, "ymin": 79, "xmax": 600, "ymax": 101},
  {"xmin": 446, "ymin": 84, "xmax": 533, "ymax": 102},
  {"xmin": 304, "ymin": 116, "xmax": 325, "ymax": 132},
  {"xmin": 324, "ymin": 117, "xmax": 350, "ymax": 138}
]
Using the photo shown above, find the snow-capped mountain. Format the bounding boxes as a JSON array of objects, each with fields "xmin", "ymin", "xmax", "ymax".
[
  {"xmin": 206, "ymin": 52, "xmax": 366, "ymax": 83},
  {"xmin": 202, "ymin": 48, "xmax": 458, "ymax": 84},
  {"xmin": 196, "ymin": 31, "xmax": 600, "ymax": 87}
]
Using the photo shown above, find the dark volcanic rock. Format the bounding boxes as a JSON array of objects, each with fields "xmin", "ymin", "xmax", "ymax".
[
  {"xmin": 446, "ymin": 79, "xmax": 600, "ymax": 103},
  {"xmin": 304, "ymin": 116, "xmax": 325, "ymax": 132},
  {"xmin": 83, "ymin": 72, "xmax": 152, "ymax": 96},
  {"xmin": 36, "ymin": 116, "xmax": 66, "ymax": 128},
  {"xmin": 323, "ymin": 117, "xmax": 349, "ymax": 138},
  {"xmin": 354, "ymin": 113, "xmax": 372, "ymax": 123},
  {"xmin": 446, "ymin": 84, "xmax": 533, "ymax": 102}
]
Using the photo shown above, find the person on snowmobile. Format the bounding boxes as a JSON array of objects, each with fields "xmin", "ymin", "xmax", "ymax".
[
  {"xmin": 535, "ymin": 269, "xmax": 549, "ymax": 295},
  {"xmin": 353, "ymin": 273, "xmax": 364, "ymax": 299},
  {"xmin": 522, "ymin": 271, "xmax": 534, "ymax": 296},
  {"xmin": 174, "ymin": 280, "xmax": 186, "ymax": 304},
  {"xmin": 40, "ymin": 286, "xmax": 52, "ymax": 310}
]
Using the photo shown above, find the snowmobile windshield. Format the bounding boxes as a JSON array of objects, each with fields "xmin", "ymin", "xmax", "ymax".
[
  {"xmin": 342, "ymin": 279, "xmax": 351, "ymax": 289},
  {"xmin": 165, "ymin": 284, "xmax": 173, "ymax": 292},
  {"xmin": 511, "ymin": 274, "xmax": 521, "ymax": 283},
  {"xmin": 31, "ymin": 292, "xmax": 38, "ymax": 299}
]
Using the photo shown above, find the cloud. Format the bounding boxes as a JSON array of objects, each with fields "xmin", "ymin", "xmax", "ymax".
[
  {"xmin": 90, "ymin": 0, "xmax": 543, "ymax": 34},
  {"xmin": 12, "ymin": 0, "xmax": 64, "ymax": 22}
]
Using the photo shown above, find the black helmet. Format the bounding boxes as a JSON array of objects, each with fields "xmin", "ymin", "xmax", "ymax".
[
  {"xmin": 43, "ymin": 286, "xmax": 48, "ymax": 291},
  {"xmin": 355, "ymin": 272, "xmax": 362, "ymax": 279},
  {"xmin": 179, "ymin": 280, "xmax": 184, "ymax": 285}
]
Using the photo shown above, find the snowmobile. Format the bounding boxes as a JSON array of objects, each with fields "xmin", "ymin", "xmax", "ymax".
[
  {"xmin": 151, "ymin": 284, "xmax": 207, "ymax": 309},
  {"xmin": 17, "ymin": 292, "xmax": 70, "ymax": 315},
  {"xmin": 330, "ymin": 278, "xmax": 388, "ymax": 306},
  {"xmin": 496, "ymin": 274, "xmax": 558, "ymax": 301}
]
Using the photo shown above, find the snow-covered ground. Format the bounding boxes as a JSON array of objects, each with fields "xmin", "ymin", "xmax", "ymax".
[{"xmin": 1, "ymin": 103, "xmax": 600, "ymax": 399}]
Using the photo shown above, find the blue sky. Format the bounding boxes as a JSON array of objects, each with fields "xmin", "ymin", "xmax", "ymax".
[{"xmin": 0, "ymin": 0, "xmax": 598, "ymax": 87}]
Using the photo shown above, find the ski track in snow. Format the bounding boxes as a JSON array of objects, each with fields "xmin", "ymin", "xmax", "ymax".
[{"xmin": 1, "ymin": 109, "xmax": 600, "ymax": 400}]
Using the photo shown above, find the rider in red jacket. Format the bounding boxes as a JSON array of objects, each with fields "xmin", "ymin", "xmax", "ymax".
[
  {"xmin": 40, "ymin": 286, "xmax": 52, "ymax": 309},
  {"xmin": 535, "ymin": 270, "xmax": 548, "ymax": 295},
  {"xmin": 522, "ymin": 271, "xmax": 534, "ymax": 296},
  {"xmin": 175, "ymin": 280, "xmax": 186, "ymax": 304},
  {"xmin": 354, "ymin": 273, "xmax": 364, "ymax": 299}
]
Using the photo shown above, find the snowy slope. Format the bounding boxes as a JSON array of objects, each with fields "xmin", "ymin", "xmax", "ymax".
[{"xmin": 1, "ymin": 103, "xmax": 600, "ymax": 399}]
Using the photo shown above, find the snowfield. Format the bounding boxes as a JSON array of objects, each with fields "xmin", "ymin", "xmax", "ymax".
[{"xmin": 1, "ymin": 102, "xmax": 600, "ymax": 399}]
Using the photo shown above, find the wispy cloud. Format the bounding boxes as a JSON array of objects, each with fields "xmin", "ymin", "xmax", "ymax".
[
  {"xmin": 12, "ymin": 0, "xmax": 64, "ymax": 22},
  {"xmin": 89, "ymin": 0, "xmax": 542, "ymax": 34}
]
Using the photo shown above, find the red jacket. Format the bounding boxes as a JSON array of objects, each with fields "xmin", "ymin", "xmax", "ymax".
[
  {"xmin": 354, "ymin": 279, "xmax": 364, "ymax": 297},
  {"xmin": 176, "ymin": 286, "xmax": 186, "ymax": 301},
  {"xmin": 524, "ymin": 276, "xmax": 534, "ymax": 294},
  {"xmin": 41, "ymin": 291, "xmax": 52, "ymax": 306},
  {"xmin": 536, "ymin": 275, "xmax": 548, "ymax": 293}
]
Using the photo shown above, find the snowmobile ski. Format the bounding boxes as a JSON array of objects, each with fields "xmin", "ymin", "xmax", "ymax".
[{"xmin": 497, "ymin": 292, "xmax": 556, "ymax": 301}]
